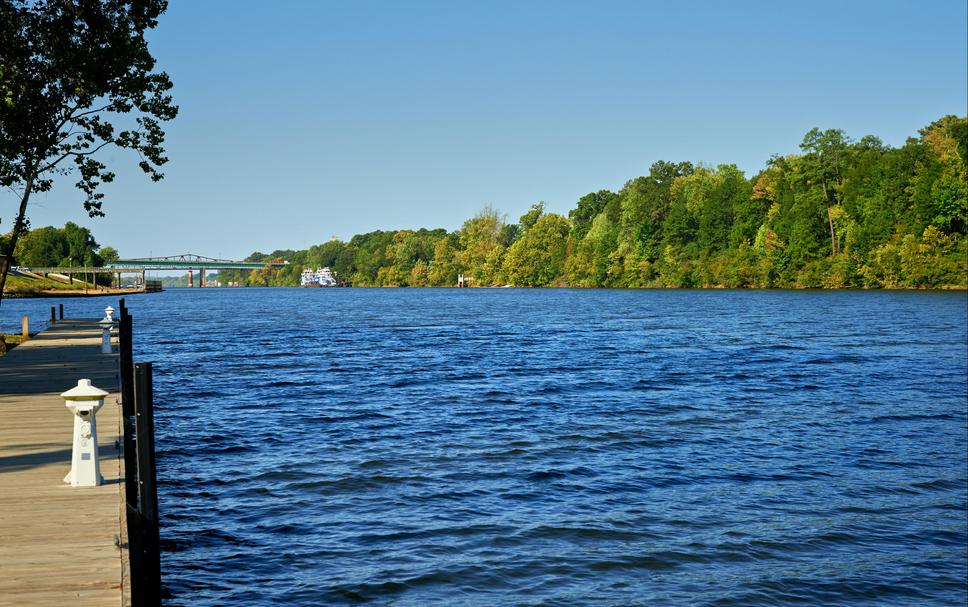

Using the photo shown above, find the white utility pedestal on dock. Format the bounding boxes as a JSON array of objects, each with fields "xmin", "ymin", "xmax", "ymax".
[
  {"xmin": 62, "ymin": 379, "xmax": 109, "ymax": 487},
  {"xmin": 99, "ymin": 306, "xmax": 115, "ymax": 354}
]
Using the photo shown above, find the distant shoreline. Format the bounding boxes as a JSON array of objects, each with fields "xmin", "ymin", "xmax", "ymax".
[
  {"xmin": 158, "ymin": 284, "xmax": 968, "ymax": 292},
  {"xmin": 5, "ymin": 287, "xmax": 146, "ymax": 299}
]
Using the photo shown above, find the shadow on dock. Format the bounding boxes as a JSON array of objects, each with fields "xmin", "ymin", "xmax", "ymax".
[
  {"xmin": 0, "ymin": 321, "xmax": 120, "ymax": 395},
  {"xmin": 0, "ymin": 441, "xmax": 122, "ymax": 477}
]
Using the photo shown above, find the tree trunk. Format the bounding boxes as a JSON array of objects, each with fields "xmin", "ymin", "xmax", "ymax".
[
  {"xmin": 0, "ymin": 177, "xmax": 34, "ymax": 308},
  {"xmin": 826, "ymin": 206, "xmax": 838, "ymax": 256}
]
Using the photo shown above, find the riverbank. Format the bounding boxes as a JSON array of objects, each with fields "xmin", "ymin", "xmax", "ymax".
[
  {"xmin": 5, "ymin": 286, "xmax": 145, "ymax": 298},
  {"xmin": 4, "ymin": 273, "xmax": 148, "ymax": 299},
  {"xmin": 0, "ymin": 333, "xmax": 23, "ymax": 356}
]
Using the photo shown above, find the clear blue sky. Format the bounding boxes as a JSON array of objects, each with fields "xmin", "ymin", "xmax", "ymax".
[{"xmin": 11, "ymin": 0, "xmax": 968, "ymax": 260}]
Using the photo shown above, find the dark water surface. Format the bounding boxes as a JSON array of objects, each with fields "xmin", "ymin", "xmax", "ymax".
[{"xmin": 4, "ymin": 289, "xmax": 967, "ymax": 605}]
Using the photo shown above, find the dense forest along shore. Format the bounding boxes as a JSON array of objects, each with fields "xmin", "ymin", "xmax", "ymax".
[{"xmin": 216, "ymin": 116, "xmax": 966, "ymax": 291}]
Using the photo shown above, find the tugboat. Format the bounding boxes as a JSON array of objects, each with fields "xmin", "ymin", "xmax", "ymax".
[{"xmin": 300, "ymin": 267, "xmax": 338, "ymax": 287}]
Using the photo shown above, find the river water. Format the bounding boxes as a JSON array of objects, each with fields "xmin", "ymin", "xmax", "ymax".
[{"xmin": 2, "ymin": 288, "xmax": 966, "ymax": 606}]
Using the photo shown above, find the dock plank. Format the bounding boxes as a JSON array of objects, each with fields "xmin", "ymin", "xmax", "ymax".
[{"xmin": 0, "ymin": 320, "xmax": 124, "ymax": 606}]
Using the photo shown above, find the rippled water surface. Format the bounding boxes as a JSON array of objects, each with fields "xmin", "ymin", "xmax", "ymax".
[{"xmin": 4, "ymin": 289, "xmax": 967, "ymax": 605}]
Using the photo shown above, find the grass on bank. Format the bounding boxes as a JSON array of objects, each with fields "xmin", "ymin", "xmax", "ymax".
[
  {"xmin": 0, "ymin": 333, "xmax": 23, "ymax": 356},
  {"xmin": 1, "ymin": 272, "xmax": 89, "ymax": 355},
  {"xmin": 4, "ymin": 273, "xmax": 94, "ymax": 297}
]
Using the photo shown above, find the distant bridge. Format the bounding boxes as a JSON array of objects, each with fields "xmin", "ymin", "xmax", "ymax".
[
  {"xmin": 25, "ymin": 253, "xmax": 288, "ymax": 288},
  {"xmin": 109, "ymin": 253, "xmax": 288, "ymax": 271}
]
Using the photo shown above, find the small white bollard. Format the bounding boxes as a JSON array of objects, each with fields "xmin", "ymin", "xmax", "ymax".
[
  {"xmin": 99, "ymin": 306, "xmax": 115, "ymax": 354},
  {"xmin": 62, "ymin": 379, "xmax": 108, "ymax": 487}
]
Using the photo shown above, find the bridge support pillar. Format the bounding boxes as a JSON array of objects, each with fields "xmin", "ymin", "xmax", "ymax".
[
  {"xmin": 200, "ymin": 268, "xmax": 205, "ymax": 288},
  {"xmin": 188, "ymin": 270, "xmax": 193, "ymax": 288}
]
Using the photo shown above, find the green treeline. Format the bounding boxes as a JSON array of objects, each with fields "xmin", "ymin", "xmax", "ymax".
[
  {"xmin": 229, "ymin": 116, "xmax": 967, "ymax": 289},
  {"xmin": 0, "ymin": 222, "xmax": 120, "ymax": 287},
  {"xmin": 3, "ymin": 222, "xmax": 118, "ymax": 269}
]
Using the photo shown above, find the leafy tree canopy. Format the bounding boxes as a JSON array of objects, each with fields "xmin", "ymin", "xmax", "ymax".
[
  {"xmin": 13, "ymin": 221, "xmax": 107, "ymax": 267},
  {"xmin": 0, "ymin": 0, "xmax": 176, "ymax": 304},
  {"xmin": 225, "ymin": 116, "xmax": 966, "ymax": 290}
]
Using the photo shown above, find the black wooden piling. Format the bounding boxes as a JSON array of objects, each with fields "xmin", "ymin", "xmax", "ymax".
[
  {"xmin": 119, "ymin": 300, "xmax": 162, "ymax": 605},
  {"xmin": 133, "ymin": 361, "xmax": 161, "ymax": 601},
  {"xmin": 119, "ymin": 306, "xmax": 137, "ymax": 509}
]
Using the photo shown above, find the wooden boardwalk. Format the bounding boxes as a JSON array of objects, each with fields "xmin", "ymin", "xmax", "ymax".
[{"xmin": 0, "ymin": 319, "xmax": 125, "ymax": 606}]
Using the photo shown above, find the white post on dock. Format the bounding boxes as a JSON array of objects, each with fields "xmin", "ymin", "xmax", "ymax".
[
  {"xmin": 61, "ymin": 379, "xmax": 108, "ymax": 487},
  {"xmin": 98, "ymin": 306, "xmax": 115, "ymax": 354}
]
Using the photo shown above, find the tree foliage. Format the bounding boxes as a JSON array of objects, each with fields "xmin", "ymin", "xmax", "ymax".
[
  {"xmin": 0, "ymin": 0, "xmax": 176, "ymax": 304},
  {"xmin": 226, "ymin": 117, "xmax": 967, "ymax": 289},
  {"xmin": 13, "ymin": 221, "xmax": 105, "ymax": 267}
]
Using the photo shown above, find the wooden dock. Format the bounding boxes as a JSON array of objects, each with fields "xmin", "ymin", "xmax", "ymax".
[{"xmin": 0, "ymin": 319, "xmax": 125, "ymax": 606}]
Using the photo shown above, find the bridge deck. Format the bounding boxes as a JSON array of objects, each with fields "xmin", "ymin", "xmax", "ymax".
[
  {"xmin": 29, "ymin": 260, "xmax": 287, "ymax": 273},
  {"xmin": 111, "ymin": 260, "xmax": 286, "ymax": 269},
  {"xmin": 26, "ymin": 267, "xmax": 137, "ymax": 275}
]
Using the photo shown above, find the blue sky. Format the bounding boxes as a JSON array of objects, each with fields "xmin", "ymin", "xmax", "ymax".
[{"xmin": 10, "ymin": 0, "xmax": 967, "ymax": 260}]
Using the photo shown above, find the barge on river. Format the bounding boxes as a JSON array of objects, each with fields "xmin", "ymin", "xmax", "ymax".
[{"xmin": 300, "ymin": 267, "xmax": 338, "ymax": 287}]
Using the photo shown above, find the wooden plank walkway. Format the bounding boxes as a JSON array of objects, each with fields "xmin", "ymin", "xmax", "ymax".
[{"xmin": 0, "ymin": 319, "xmax": 124, "ymax": 606}]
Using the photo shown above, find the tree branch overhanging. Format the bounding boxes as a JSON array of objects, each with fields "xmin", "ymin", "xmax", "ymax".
[{"xmin": 0, "ymin": 0, "xmax": 178, "ymax": 306}]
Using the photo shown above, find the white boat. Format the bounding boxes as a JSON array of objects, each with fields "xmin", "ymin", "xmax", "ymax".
[{"xmin": 300, "ymin": 267, "xmax": 338, "ymax": 287}]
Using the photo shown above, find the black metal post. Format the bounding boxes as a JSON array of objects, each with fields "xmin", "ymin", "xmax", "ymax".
[
  {"xmin": 126, "ymin": 503, "xmax": 146, "ymax": 605},
  {"xmin": 120, "ymin": 311, "xmax": 138, "ymax": 509},
  {"xmin": 117, "ymin": 300, "xmax": 162, "ymax": 605},
  {"xmin": 134, "ymin": 361, "xmax": 161, "ymax": 604},
  {"xmin": 58, "ymin": 303, "xmax": 63, "ymax": 320},
  {"xmin": 134, "ymin": 362, "xmax": 158, "ymax": 524}
]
